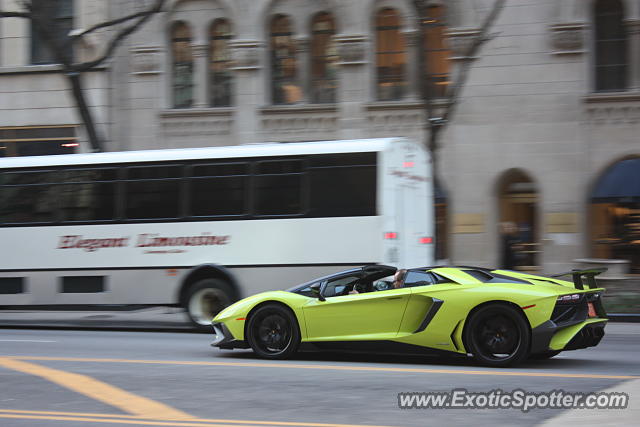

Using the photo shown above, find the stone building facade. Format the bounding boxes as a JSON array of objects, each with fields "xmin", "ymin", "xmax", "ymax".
[{"xmin": 1, "ymin": 0, "xmax": 640, "ymax": 274}]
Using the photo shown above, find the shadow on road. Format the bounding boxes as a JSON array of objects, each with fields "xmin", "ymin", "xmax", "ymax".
[{"xmin": 213, "ymin": 348, "xmax": 614, "ymax": 371}]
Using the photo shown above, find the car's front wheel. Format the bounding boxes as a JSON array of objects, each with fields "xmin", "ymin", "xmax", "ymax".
[
  {"xmin": 246, "ymin": 304, "xmax": 300, "ymax": 359},
  {"xmin": 464, "ymin": 303, "xmax": 531, "ymax": 367}
]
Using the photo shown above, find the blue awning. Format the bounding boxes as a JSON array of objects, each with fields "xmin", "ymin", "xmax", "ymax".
[{"xmin": 591, "ymin": 158, "xmax": 640, "ymax": 202}]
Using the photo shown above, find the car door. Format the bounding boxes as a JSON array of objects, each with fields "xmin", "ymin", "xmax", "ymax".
[
  {"xmin": 398, "ymin": 269, "xmax": 477, "ymax": 351},
  {"xmin": 302, "ymin": 272, "xmax": 411, "ymax": 341}
]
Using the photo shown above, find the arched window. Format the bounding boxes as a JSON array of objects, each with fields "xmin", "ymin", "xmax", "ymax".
[
  {"xmin": 171, "ymin": 22, "xmax": 194, "ymax": 108},
  {"xmin": 375, "ymin": 8, "xmax": 407, "ymax": 101},
  {"xmin": 209, "ymin": 19, "xmax": 233, "ymax": 107},
  {"xmin": 310, "ymin": 12, "xmax": 337, "ymax": 103},
  {"xmin": 497, "ymin": 170, "xmax": 539, "ymax": 270},
  {"xmin": 270, "ymin": 15, "xmax": 301, "ymax": 105},
  {"xmin": 594, "ymin": 0, "xmax": 627, "ymax": 92},
  {"xmin": 423, "ymin": 4, "xmax": 450, "ymax": 98}
]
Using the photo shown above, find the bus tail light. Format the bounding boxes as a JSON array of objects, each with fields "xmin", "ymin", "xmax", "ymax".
[
  {"xmin": 419, "ymin": 237, "xmax": 433, "ymax": 244},
  {"xmin": 384, "ymin": 232, "xmax": 398, "ymax": 240}
]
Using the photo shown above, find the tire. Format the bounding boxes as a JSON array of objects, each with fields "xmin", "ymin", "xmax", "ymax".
[
  {"xmin": 185, "ymin": 278, "xmax": 234, "ymax": 331},
  {"xmin": 529, "ymin": 350, "xmax": 561, "ymax": 360},
  {"xmin": 463, "ymin": 303, "xmax": 531, "ymax": 367},
  {"xmin": 246, "ymin": 303, "xmax": 300, "ymax": 360}
]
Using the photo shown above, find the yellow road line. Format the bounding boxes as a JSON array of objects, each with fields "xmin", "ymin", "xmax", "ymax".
[
  {"xmin": 4, "ymin": 355, "xmax": 637, "ymax": 380},
  {"xmin": 0, "ymin": 357, "xmax": 193, "ymax": 420},
  {"xmin": 0, "ymin": 414, "xmax": 263, "ymax": 427},
  {"xmin": 0, "ymin": 410, "xmax": 395, "ymax": 427}
]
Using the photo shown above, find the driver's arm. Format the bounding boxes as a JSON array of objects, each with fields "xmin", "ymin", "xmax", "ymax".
[{"xmin": 348, "ymin": 280, "xmax": 360, "ymax": 294}]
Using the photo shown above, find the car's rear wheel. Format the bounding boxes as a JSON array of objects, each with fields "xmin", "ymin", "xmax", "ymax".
[
  {"xmin": 246, "ymin": 304, "xmax": 300, "ymax": 359},
  {"xmin": 185, "ymin": 278, "xmax": 234, "ymax": 331},
  {"xmin": 464, "ymin": 303, "xmax": 530, "ymax": 367},
  {"xmin": 529, "ymin": 350, "xmax": 561, "ymax": 360}
]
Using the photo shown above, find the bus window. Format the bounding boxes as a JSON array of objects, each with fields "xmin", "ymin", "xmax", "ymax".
[
  {"xmin": 58, "ymin": 169, "xmax": 118, "ymax": 222},
  {"xmin": 0, "ymin": 170, "xmax": 58, "ymax": 223},
  {"xmin": 254, "ymin": 160, "xmax": 304, "ymax": 216},
  {"xmin": 190, "ymin": 162, "xmax": 248, "ymax": 217},
  {"xmin": 309, "ymin": 153, "xmax": 376, "ymax": 217},
  {"xmin": 125, "ymin": 165, "xmax": 182, "ymax": 219}
]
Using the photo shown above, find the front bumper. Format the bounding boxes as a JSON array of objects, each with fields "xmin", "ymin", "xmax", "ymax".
[{"xmin": 211, "ymin": 322, "xmax": 249, "ymax": 350}]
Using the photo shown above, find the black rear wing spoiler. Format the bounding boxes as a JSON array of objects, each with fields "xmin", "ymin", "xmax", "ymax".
[{"xmin": 551, "ymin": 268, "xmax": 607, "ymax": 290}]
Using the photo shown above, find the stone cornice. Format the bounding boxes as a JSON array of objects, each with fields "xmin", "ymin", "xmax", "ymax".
[
  {"xmin": 584, "ymin": 92, "xmax": 640, "ymax": 103},
  {"xmin": 258, "ymin": 104, "xmax": 338, "ymax": 115},
  {"xmin": 159, "ymin": 108, "xmax": 235, "ymax": 118}
]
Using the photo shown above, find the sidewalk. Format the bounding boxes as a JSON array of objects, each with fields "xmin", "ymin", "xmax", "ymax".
[{"xmin": 0, "ymin": 307, "xmax": 195, "ymax": 332}]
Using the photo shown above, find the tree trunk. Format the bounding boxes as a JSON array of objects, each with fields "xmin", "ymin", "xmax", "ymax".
[{"xmin": 66, "ymin": 72, "xmax": 103, "ymax": 152}]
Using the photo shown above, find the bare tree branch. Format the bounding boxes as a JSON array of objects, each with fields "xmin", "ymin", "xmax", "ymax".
[
  {"xmin": 0, "ymin": 0, "xmax": 165, "ymax": 152},
  {"xmin": 70, "ymin": 0, "xmax": 165, "ymax": 42},
  {"xmin": 74, "ymin": 0, "xmax": 165, "ymax": 72},
  {"xmin": 442, "ymin": 0, "xmax": 506, "ymax": 124},
  {"xmin": 0, "ymin": 10, "xmax": 30, "ymax": 18}
]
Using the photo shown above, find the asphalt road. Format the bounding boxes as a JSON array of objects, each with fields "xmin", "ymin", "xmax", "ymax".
[{"xmin": 0, "ymin": 324, "xmax": 638, "ymax": 427}]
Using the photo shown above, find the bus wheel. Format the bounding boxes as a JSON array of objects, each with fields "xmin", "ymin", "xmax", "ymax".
[{"xmin": 185, "ymin": 279, "xmax": 233, "ymax": 331}]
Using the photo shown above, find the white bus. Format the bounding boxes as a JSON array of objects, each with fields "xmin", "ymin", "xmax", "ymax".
[{"xmin": 0, "ymin": 138, "xmax": 433, "ymax": 329}]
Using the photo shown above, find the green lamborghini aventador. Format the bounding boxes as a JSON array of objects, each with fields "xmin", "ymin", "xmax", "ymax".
[{"xmin": 211, "ymin": 265, "xmax": 607, "ymax": 367}]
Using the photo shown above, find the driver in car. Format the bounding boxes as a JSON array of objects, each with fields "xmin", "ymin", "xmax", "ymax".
[{"xmin": 392, "ymin": 269, "xmax": 407, "ymax": 289}]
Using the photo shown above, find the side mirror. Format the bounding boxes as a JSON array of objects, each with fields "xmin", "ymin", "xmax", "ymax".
[{"xmin": 310, "ymin": 282, "xmax": 325, "ymax": 301}]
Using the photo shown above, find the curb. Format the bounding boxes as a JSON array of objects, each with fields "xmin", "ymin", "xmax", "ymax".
[
  {"xmin": 608, "ymin": 313, "xmax": 640, "ymax": 323},
  {"xmin": 0, "ymin": 321, "xmax": 202, "ymax": 333}
]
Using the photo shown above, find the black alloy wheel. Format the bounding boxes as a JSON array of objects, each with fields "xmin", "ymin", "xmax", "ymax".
[
  {"xmin": 464, "ymin": 304, "xmax": 531, "ymax": 367},
  {"xmin": 246, "ymin": 304, "xmax": 300, "ymax": 359}
]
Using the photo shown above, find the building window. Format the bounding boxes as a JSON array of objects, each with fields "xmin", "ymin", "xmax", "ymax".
[
  {"xmin": 0, "ymin": 126, "xmax": 77, "ymax": 157},
  {"xmin": 30, "ymin": 0, "xmax": 73, "ymax": 65},
  {"xmin": 209, "ymin": 19, "xmax": 233, "ymax": 107},
  {"xmin": 270, "ymin": 15, "xmax": 302, "ymax": 105},
  {"xmin": 171, "ymin": 22, "xmax": 194, "ymax": 108},
  {"xmin": 310, "ymin": 12, "xmax": 337, "ymax": 104},
  {"xmin": 423, "ymin": 4, "xmax": 450, "ymax": 98},
  {"xmin": 594, "ymin": 0, "xmax": 627, "ymax": 92},
  {"xmin": 375, "ymin": 8, "xmax": 407, "ymax": 101},
  {"xmin": 591, "ymin": 158, "xmax": 640, "ymax": 273}
]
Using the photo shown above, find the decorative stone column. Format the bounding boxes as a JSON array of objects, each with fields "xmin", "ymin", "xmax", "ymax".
[
  {"xmin": 335, "ymin": 35, "xmax": 369, "ymax": 139},
  {"xmin": 230, "ymin": 40, "xmax": 263, "ymax": 144},
  {"xmin": 294, "ymin": 37, "xmax": 310, "ymax": 103},
  {"xmin": 191, "ymin": 43, "xmax": 209, "ymax": 108},
  {"xmin": 548, "ymin": 23, "xmax": 585, "ymax": 55},
  {"xmin": 625, "ymin": 19, "xmax": 640, "ymax": 90},
  {"xmin": 403, "ymin": 29, "xmax": 420, "ymax": 101}
]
